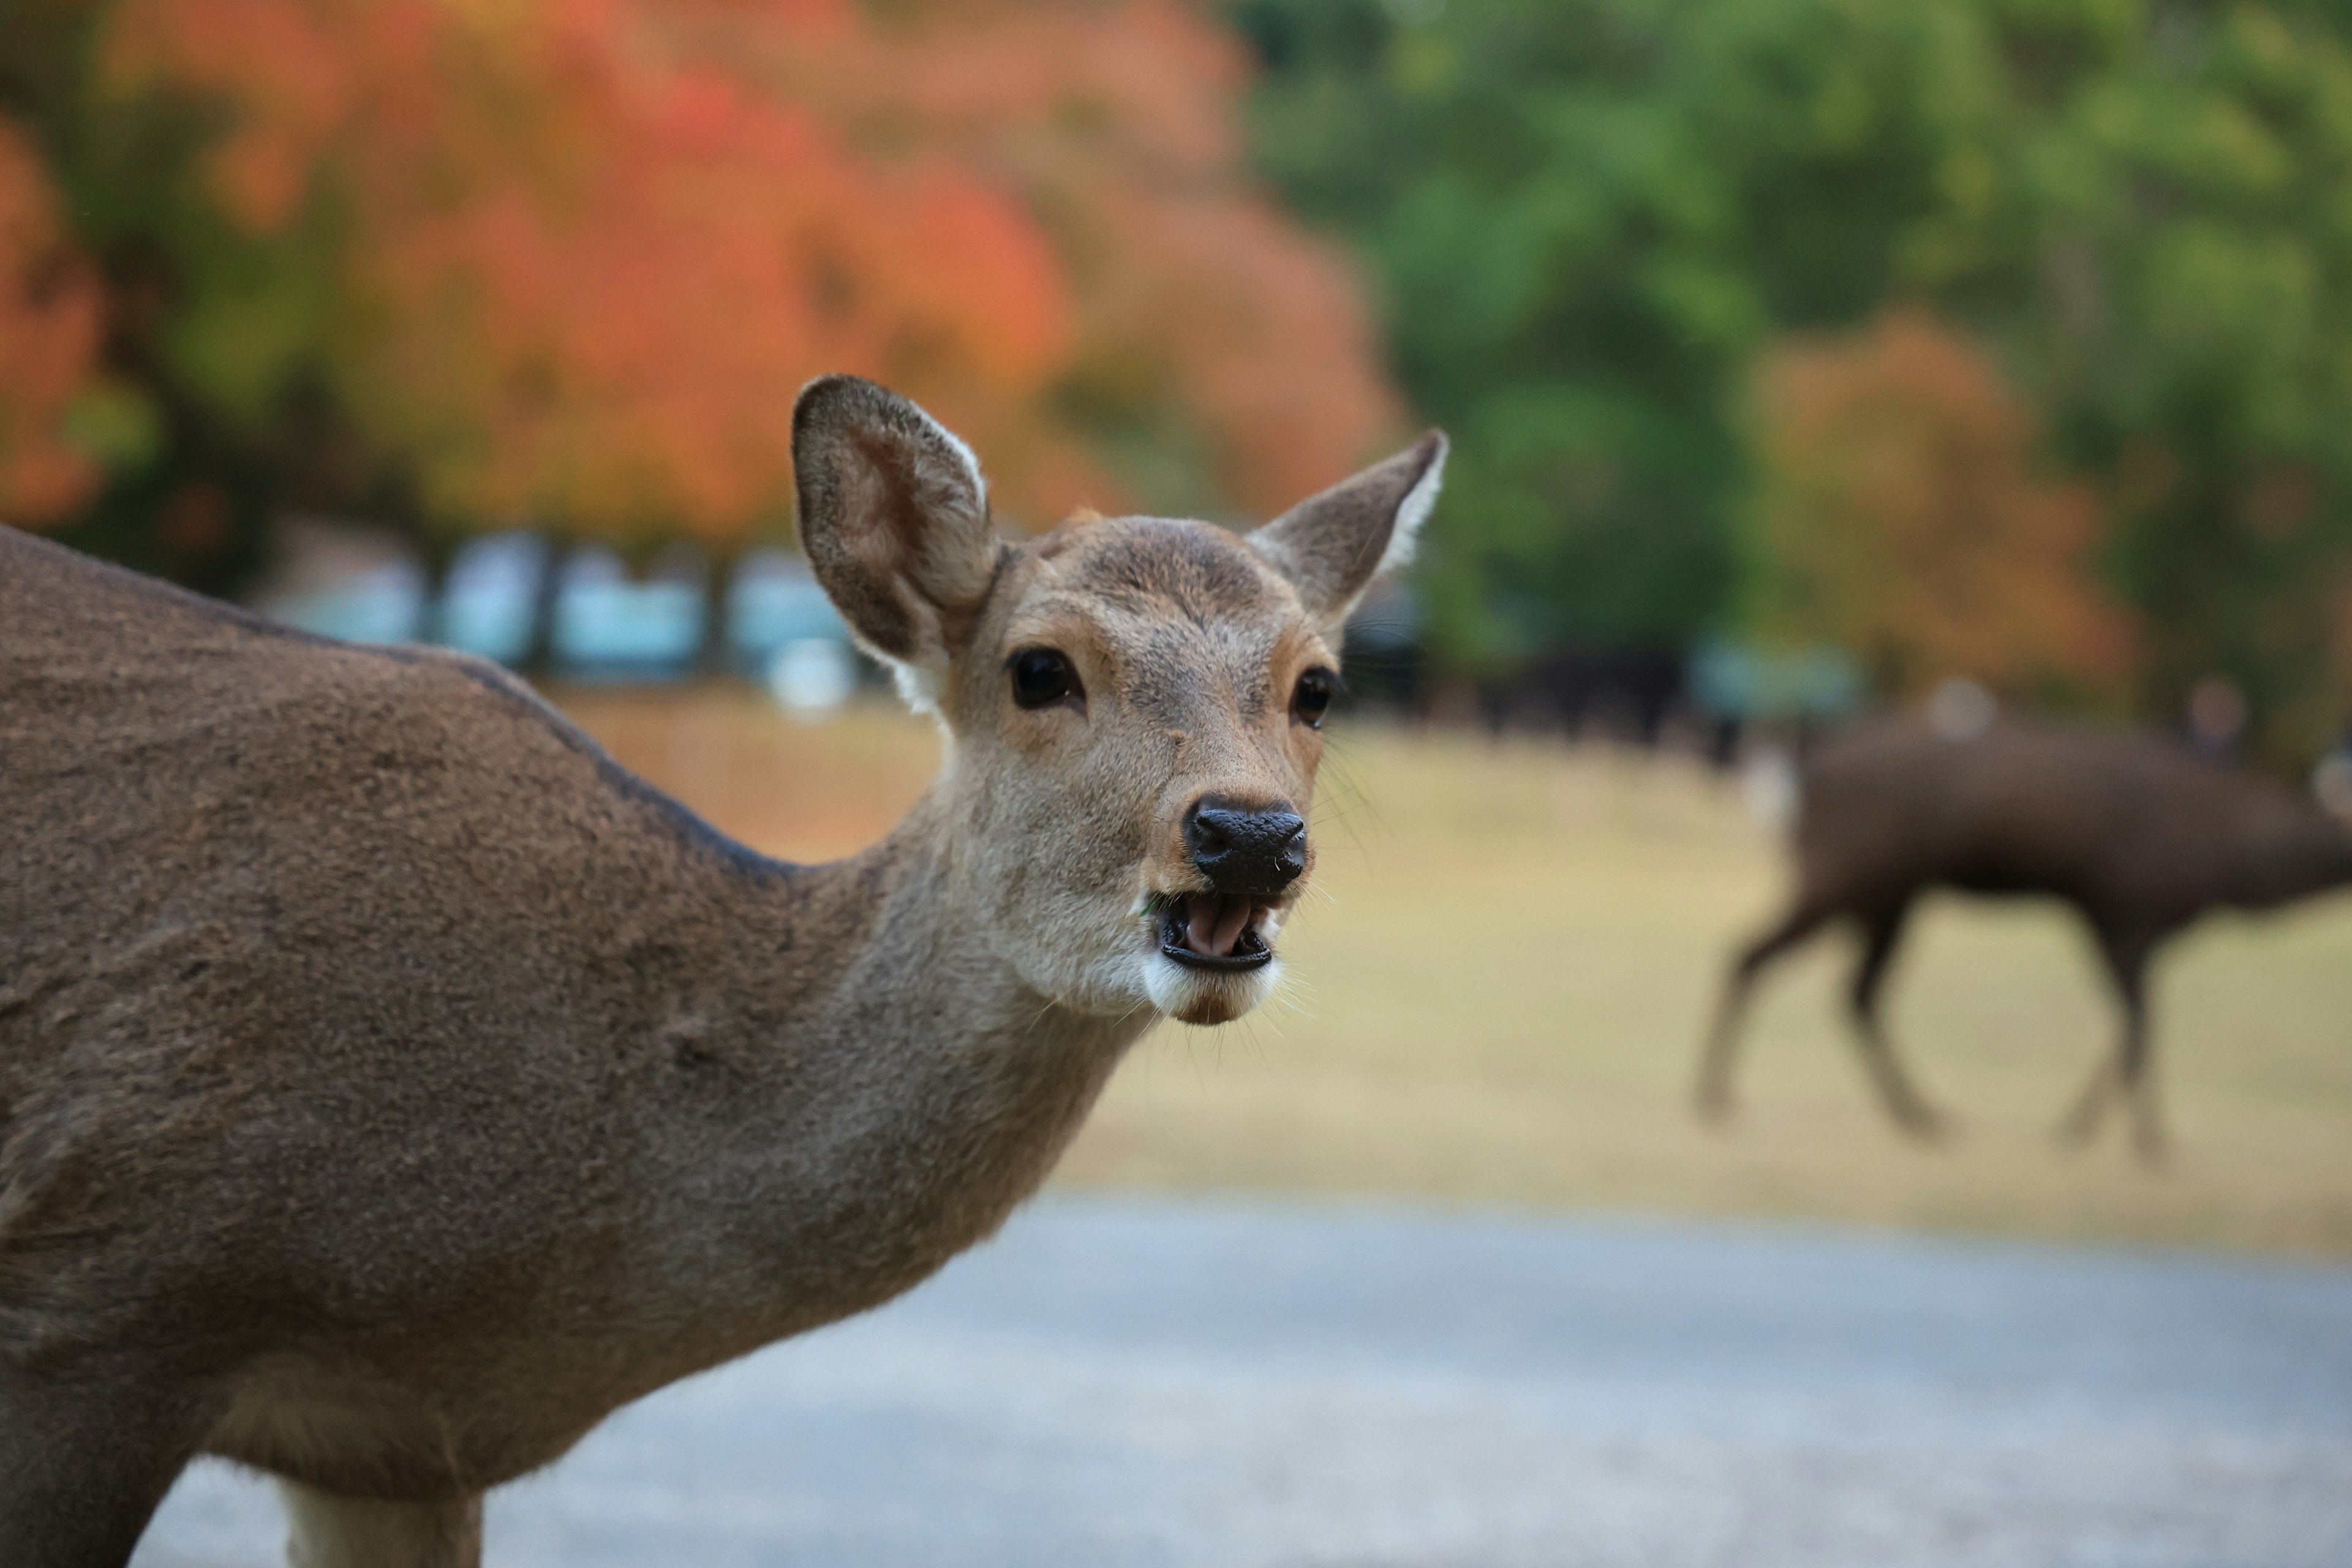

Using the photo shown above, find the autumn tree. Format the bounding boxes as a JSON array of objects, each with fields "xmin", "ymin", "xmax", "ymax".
[
  {"xmin": 0, "ymin": 114, "xmax": 102, "ymax": 524},
  {"xmin": 1747, "ymin": 310, "xmax": 2134, "ymax": 702},
  {"xmin": 708, "ymin": 0, "xmax": 1402, "ymax": 522},
  {"xmin": 0, "ymin": 0, "xmax": 1399, "ymax": 590}
]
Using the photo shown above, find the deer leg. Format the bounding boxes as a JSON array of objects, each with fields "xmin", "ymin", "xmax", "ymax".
[
  {"xmin": 1697, "ymin": 902, "xmax": 1831, "ymax": 1123},
  {"xmin": 2121, "ymin": 1019, "xmax": 2168, "ymax": 1166},
  {"xmin": 2055, "ymin": 1052, "xmax": 2117, "ymax": 1147},
  {"xmin": 1847, "ymin": 900, "xmax": 1948, "ymax": 1140},
  {"xmin": 2060, "ymin": 925, "xmax": 2162, "ymax": 1161},
  {"xmin": 281, "ymin": 1480, "xmax": 484, "ymax": 1568},
  {"xmin": 0, "ymin": 1361, "xmax": 202, "ymax": 1568},
  {"xmin": 2111, "ymin": 943, "xmax": 2166, "ymax": 1167}
]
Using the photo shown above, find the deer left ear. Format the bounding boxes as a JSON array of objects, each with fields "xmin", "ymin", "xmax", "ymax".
[
  {"xmin": 792, "ymin": 375, "xmax": 1004, "ymax": 710},
  {"xmin": 1248, "ymin": 432, "xmax": 1447, "ymax": 631}
]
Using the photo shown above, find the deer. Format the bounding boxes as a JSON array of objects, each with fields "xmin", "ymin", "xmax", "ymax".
[
  {"xmin": 0, "ymin": 374, "xmax": 1446, "ymax": 1568},
  {"xmin": 1696, "ymin": 708, "xmax": 2352, "ymax": 1163}
]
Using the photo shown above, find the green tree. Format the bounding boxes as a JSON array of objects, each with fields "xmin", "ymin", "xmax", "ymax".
[
  {"xmin": 1234, "ymin": 0, "xmax": 1979, "ymax": 664},
  {"xmin": 1238, "ymin": 0, "xmax": 2352, "ymax": 757},
  {"xmin": 1919, "ymin": 0, "xmax": 2352, "ymax": 758}
]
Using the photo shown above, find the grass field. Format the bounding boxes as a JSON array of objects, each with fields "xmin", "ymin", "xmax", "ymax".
[{"xmin": 563, "ymin": 688, "xmax": 2352, "ymax": 1257}]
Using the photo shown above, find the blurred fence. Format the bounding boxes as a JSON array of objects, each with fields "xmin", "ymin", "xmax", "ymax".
[
  {"xmin": 257, "ymin": 525, "xmax": 863, "ymax": 715},
  {"xmin": 245, "ymin": 517, "xmax": 1878, "ymax": 750}
]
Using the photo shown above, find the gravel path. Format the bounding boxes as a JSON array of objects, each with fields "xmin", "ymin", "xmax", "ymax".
[{"xmin": 137, "ymin": 1196, "xmax": 2352, "ymax": 1567}]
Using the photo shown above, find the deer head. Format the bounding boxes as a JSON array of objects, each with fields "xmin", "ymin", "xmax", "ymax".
[{"xmin": 793, "ymin": 375, "xmax": 1445, "ymax": 1027}]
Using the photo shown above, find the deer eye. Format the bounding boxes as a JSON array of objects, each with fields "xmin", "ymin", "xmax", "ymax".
[
  {"xmin": 1009, "ymin": 647, "xmax": 1082, "ymax": 710},
  {"xmin": 1292, "ymin": 668, "xmax": 1336, "ymax": 729}
]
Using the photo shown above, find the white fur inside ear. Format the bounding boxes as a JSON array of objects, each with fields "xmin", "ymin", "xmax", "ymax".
[
  {"xmin": 888, "ymin": 657, "xmax": 943, "ymax": 717},
  {"xmin": 912, "ymin": 402, "xmax": 988, "ymax": 514},
  {"xmin": 1378, "ymin": 434, "xmax": 1447, "ymax": 580},
  {"xmin": 842, "ymin": 391, "xmax": 987, "ymax": 718}
]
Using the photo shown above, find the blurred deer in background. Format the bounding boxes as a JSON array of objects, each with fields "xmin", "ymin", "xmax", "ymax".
[
  {"xmin": 1697, "ymin": 707, "xmax": 2352, "ymax": 1163},
  {"xmin": 0, "ymin": 375, "xmax": 1444, "ymax": 1567}
]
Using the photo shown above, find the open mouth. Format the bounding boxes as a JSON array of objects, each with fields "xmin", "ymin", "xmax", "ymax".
[{"xmin": 1156, "ymin": 892, "xmax": 1277, "ymax": 972}]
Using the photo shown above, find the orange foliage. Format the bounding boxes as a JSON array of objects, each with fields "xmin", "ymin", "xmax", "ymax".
[
  {"xmin": 107, "ymin": 0, "xmax": 1073, "ymax": 543},
  {"xmin": 1750, "ymin": 309, "xmax": 2135, "ymax": 698},
  {"xmin": 692, "ymin": 0, "xmax": 1403, "ymax": 519},
  {"xmin": 0, "ymin": 116, "xmax": 104, "ymax": 522},
  {"xmin": 93, "ymin": 0, "xmax": 1395, "ymax": 542}
]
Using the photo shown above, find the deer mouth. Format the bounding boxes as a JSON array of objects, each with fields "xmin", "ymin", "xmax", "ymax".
[{"xmin": 1156, "ymin": 892, "xmax": 1278, "ymax": 971}]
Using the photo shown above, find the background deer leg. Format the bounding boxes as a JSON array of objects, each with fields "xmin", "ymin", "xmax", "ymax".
[
  {"xmin": 2055, "ymin": 1052, "xmax": 2117, "ymax": 1147},
  {"xmin": 1847, "ymin": 899, "xmax": 1947, "ymax": 1139},
  {"xmin": 0, "ymin": 1361, "xmax": 200, "ymax": 1568},
  {"xmin": 2122, "ymin": 1019, "xmax": 2168, "ymax": 1166},
  {"xmin": 281, "ymin": 1480, "xmax": 485, "ymax": 1568},
  {"xmin": 2108, "ymin": 931, "xmax": 2166, "ymax": 1166},
  {"xmin": 2059, "ymin": 922, "xmax": 2160, "ymax": 1159},
  {"xmin": 1696, "ymin": 901, "xmax": 1830, "ymax": 1123}
]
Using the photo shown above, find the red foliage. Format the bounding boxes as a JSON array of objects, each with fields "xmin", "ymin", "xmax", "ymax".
[
  {"xmin": 650, "ymin": 0, "xmax": 1404, "ymax": 520},
  {"xmin": 0, "ymin": 116, "xmax": 104, "ymax": 522},
  {"xmin": 74, "ymin": 0, "xmax": 1396, "ymax": 543},
  {"xmin": 105, "ymin": 0, "xmax": 1087, "ymax": 543},
  {"xmin": 1751, "ymin": 309, "xmax": 2136, "ymax": 698}
]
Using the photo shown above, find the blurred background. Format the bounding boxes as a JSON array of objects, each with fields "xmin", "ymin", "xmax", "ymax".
[
  {"xmin": 7, "ymin": 0, "xmax": 2351, "ymax": 1559},
  {"xmin": 8, "ymin": 0, "xmax": 2345, "ymax": 1245}
]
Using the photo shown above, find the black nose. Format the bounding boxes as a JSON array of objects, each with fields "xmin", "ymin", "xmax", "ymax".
[{"xmin": 1185, "ymin": 798, "xmax": 1307, "ymax": 896}]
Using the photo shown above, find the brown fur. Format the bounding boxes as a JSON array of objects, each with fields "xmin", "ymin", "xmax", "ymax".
[
  {"xmin": 1697, "ymin": 714, "xmax": 2352, "ymax": 1159},
  {"xmin": 0, "ymin": 375, "xmax": 1444, "ymax": 1567}
]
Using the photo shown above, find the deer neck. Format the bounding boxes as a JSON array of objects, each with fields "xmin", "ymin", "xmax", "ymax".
[
  {"xmin": 623, "ymin": 775, "xmax": 1152, "ymax": 1347},
  {"xmin": 2312, "ymin": 818, "xmax": 2352, "ymax": 897},
  {"xmin": 2225, "ymin": 804, "xmax": 2352, "ymax": 909}
]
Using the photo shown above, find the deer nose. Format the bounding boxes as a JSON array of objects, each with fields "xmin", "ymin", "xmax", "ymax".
[{"xmin": 1185, "ymin": 798, "xmax": 1307, "ymax": 896}]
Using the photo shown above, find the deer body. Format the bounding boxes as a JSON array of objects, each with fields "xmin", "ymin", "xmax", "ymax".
[
  {"xmin": 1698, "ymin": 715, "xmax": 2352, "ymax": 1159},
  {"xmin": 0, "ymin": 378, "xmax": 1446, "ymax": 1567}
]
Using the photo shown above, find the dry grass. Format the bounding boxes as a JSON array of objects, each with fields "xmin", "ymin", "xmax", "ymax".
[{"xmin": 562, "ymin": 688, "xmax": 2352, "ymax": 1257}]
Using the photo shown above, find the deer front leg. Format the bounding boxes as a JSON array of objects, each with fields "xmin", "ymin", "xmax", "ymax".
[
  {"xmin": 0, "ymin": 1361, "xmax": 201, "ymax": 1568},
  {"xmin": 1847, "ymin": 900, "xmax": 1949, "ymax": 1140},
  {"xmin": 2055, "ymin": 1052, "xmax": 2117, "ymax": 1147},
  {"xmin": 2116, "ymin": 1000, "xmax": 2169, "ymax": 1167},
  {"xmin": 281, "ymin": 1481, "xmax": 483, "ymax": 1568},
  {"xmin": 1696, "ymin": 901, "xmax": 1831, "ymax": 1123},
  {"xmin": 2061, "ymin": 918, "xmax": 2163, "ymax": 1161}
]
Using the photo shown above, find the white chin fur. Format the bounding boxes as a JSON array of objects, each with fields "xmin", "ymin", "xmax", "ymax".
[{"xmin": 1145, "ymin": 951, "xmax": 1281, "ymax": 1028}]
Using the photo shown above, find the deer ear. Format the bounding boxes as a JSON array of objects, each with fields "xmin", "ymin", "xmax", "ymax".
[
  {"xmin": 793, "ymin": 375, "xmax": 1003, "ymax": 700},
  {"xmin": 1248, "ymin": 431, "xmax": 1447, "ymax": 631}
]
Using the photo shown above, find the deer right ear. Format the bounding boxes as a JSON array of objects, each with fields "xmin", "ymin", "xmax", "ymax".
[
  {"xmin": 1248, "ymin": 431, "xmax": 1447, "ymax": 634},
  {"xmin": 793, "ymin": 376, "xmax": 1004, "ymax": 704}
]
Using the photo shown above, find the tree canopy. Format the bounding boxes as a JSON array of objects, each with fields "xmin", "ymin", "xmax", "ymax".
[
  {"xmin": 9, "ymin": 0, "xmax": 2352, "ymax": 755},
  {"xmin": 1747, "ymin": 309, "xmax": 2134, "ymax": 702},
  {"xmin": 0, "ymin": 0, "xmax": 1398, "ymax": 592},
  {"xmin": 1238, "ymin": 0, "xmax": 2352, "ymax": 755}
]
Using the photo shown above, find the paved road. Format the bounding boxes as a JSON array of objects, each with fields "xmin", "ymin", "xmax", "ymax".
[{"xmin": 138, "ymin": 1196, "xmax": 2352, "ymax": 1568}]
